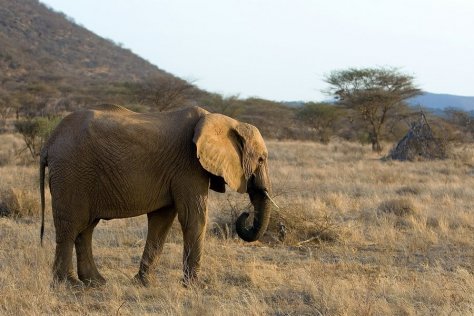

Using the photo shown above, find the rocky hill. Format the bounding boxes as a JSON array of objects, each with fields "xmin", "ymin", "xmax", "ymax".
[{"xmin": 0, "ymin": 0, "xmax": 195, "ymax": 115}]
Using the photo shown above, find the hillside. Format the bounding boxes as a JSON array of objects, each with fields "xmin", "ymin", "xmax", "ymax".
[
  {"xmin": 0, "ymin": 0, "xmax": 174, "ymax": 83},
  {"xmin": 0, "ymin": 0, "xmax": 195, "ymax": 114}
]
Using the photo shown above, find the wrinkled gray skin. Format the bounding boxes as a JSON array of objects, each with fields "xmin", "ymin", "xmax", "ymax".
[{"xmin": 40, "ymin": 104, "xmax": 272, "ymax": 287}]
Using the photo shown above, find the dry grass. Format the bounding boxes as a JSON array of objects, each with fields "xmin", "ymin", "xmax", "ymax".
[{"xmin": 1, "ymin": 134, "xmax": 473, "ymax": 315}]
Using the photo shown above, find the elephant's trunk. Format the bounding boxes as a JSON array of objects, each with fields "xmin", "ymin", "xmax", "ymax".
[{"xmin": 235, "ymin": 188, "xmax": 272, "ymax": 242}]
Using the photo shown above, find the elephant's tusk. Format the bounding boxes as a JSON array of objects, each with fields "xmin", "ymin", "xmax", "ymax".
[{"xmin": 264, "ymin": 190, "xmax": 280, "ymax": 209}]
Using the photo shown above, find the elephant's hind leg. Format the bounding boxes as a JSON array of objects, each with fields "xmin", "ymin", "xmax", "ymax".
[
  {"xmin": 75, "ymin": 219, "xmax": 106, "ymax": 287},
  {"xmin": 53, "ymin": 240, "xmax": 81, "ymax": 286},
  {"xmin": 52, "ymin": 217, "xmax": 82, "ymax": 287},
  {"xmin": 134, "ymin": 206, "xmax": 177, "ymax": 286}
]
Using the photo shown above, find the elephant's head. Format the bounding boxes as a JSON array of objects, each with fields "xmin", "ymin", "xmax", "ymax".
[{"xmin": 193, "ymin": 113, "xmax": 272, "ymax": 242}]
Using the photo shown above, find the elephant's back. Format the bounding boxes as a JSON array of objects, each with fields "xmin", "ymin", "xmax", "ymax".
[
  {"xmin": 43, "ymin": 105, "xmax": 209, "ymax": 162},
  {"xmin": 89, "ymin": 104, "xmax": 134, "ymax": 113}
]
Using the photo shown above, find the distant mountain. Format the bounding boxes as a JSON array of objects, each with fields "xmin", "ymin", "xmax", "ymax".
[
  {"xmin": 282, "ymin": 101, "xmax": 305, "ymax": 107},
  {"xmin": 408, "ymin": 92, "xmax": 474, "ymax": 111},
  {"xmin": 284, "ymin": 93, "xmax": 474, "ymax": 114}
]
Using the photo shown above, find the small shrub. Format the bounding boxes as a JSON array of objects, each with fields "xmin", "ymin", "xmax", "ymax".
[
  {"xmin": 0, "ymin": 187, "xmax": 39, "ymax": 218},
  {"xmin": 0, "ymin": 188, "xmax": 20, "ymax": 217},
  {"xmin": 266, "ymin": 205, "xmax": 342, "ymax": 246},
  {"xmin": 378, "ymin": 198, "xmax": 416, "ymax": 217}
]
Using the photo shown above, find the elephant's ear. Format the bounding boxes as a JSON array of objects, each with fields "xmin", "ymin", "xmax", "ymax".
[{"xmin": 193, "ymin": 113, "xmax": 247, "ymax": 193}]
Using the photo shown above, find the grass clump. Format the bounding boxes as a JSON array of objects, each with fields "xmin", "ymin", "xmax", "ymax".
[
  {"xmin": 396, "ymin": 186, "xmax": 421, "ymax": 196},
  {"xmin": 378, "ymin": 198, "xmax": 416, "ymax": 217}
]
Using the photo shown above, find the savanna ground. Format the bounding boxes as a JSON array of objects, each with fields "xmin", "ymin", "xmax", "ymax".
[{"xmin": 0, "ymin": 133, "xmax": 473, "ymax": 315}]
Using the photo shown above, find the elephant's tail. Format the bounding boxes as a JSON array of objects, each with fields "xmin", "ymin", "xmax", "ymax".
[{"xmin": 40, "ymin": 154, "xmax": 47, "ymax": 246}]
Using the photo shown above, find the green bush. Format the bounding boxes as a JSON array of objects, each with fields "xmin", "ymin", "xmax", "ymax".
[
  {"xmin": 14, "ymin": 116, "xmax": 61, "ymax": 159},
  {"xmin": 296, "ymin": 103, "xmax": 343, "ymax": 144}
]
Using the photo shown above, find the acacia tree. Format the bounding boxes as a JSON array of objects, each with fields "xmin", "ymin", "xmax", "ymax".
[{"xmin": 324, "ymin": 67, "xmax": 421, "ymax": 151}]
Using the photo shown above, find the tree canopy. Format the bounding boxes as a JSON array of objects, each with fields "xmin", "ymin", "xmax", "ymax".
[{"xmin": 324, "ymin": 67, "xmax": 421, "ymax": 151}]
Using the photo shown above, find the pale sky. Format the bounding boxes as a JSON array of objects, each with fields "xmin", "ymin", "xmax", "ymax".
[{"xmin": 40, "ymin": 0, "xmax": 474, "ymax": 102}]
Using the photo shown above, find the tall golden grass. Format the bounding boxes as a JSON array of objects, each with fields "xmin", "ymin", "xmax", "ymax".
[{"xmin": 1, "ymin": 134, "xmax": 473, "ymax": 315}]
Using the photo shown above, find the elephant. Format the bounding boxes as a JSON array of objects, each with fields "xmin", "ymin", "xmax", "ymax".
[{"xmin": 39, "ymin": 104, "xmax": 274, "ymax": 287}]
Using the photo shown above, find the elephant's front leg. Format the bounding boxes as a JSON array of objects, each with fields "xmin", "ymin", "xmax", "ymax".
[
  {"xmin": 135, "ymin": 206, "xmax": 177, "ymax": 286},
  {"xmin": 177, "ymin": 196, "xmax": 208, "ymax": 285}
]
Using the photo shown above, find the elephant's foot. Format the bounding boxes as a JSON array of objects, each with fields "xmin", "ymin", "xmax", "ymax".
[
  {"xmin": 79, "ymin": 274, "xmax": 107, "ymax": 288},
  {"xmin": 52, "ymin": 274, "xmax": 84, "ymax": 289},
  {"xmin": 181, "ymin": 271, "xmax": 199, "ymax": 288},
  {"xmin": 77, "ymin": 261, "xmax": 106, "ymax": 287},
  {"xmin": 133, "ymin": 272, "xmax": 150, "ymax": 287},
  {"xmin": 181, "ymin": 277, "xmax": 192, "ymax": 288},
  {"xmin": 181, "ymin": 277, "xmax": 208, "ymax": 290},
  {"xmin": 182, "ymin": 267, "xmax": 199, "ymax": 287}
]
